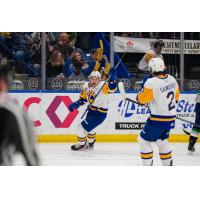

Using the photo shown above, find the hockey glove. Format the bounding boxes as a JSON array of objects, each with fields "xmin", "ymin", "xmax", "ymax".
[
  {"xmin": 109, "ymin": 68, "xmax": 117, "ymax": 82},
  {"xmin": 68, "ymin": 101, "xmax": 81, "ymax": 112}
]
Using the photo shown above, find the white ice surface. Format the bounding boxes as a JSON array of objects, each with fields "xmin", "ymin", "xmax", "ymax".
[{"xmin": 13, "ymin": 142, "xmax": 200, "ymax": 166}]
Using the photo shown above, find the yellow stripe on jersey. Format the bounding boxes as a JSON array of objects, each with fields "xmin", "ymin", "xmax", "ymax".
[
  {"xmin": 97, "ymin": 109, "xmax": 107, "ymax": 113},
  {"xmin": 159, "ymin": 152, "xmax": 172, "ymax": 159},
  {"xmin": 150, "ymin": 117, "xmax": 176, "ymax": 122},
  {"xmin": 141, "ymin": 152, "xmax": 153, "ymax": 159},
  {"xmin": 90, "ymin": 106, "xmax": 96, "ymax": 111},
  {"xmin": 175, "ymin": 87, "xmax": 180, "ymax": 102},
  {"xmin": 90, "ymin": 106, "xmax": 108, "ymax": 113},
  {"xmin": 137, "ymin": 87, "xmax": 153, "ymax": 104}
]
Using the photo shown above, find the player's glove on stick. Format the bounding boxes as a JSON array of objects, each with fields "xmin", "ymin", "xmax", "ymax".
[
  {"xmin": 109, "ymin": 68, "xmax": 117, "ymax": 82},
  {"xmin": 68, "ymin": 100, "xmax": 81, "ymax": 112}
]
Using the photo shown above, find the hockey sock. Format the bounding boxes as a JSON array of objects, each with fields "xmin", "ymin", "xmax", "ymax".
[
  {"xmin": 77, "ymin": 136, "xmax": 87, "ymax": 145},
  {"xmin": 140, "ymin": 151, "xmax": 153, "ymax": 166},
  {"xmin": 77, "ymin": 123, "xmax": 87, "ymax": 145},
  {"xmin": 87, "ymin": 132, "xmax": 96, "ymax": 144},
  {"xmin": 138, "ymin": 135, "xmax": 154, "ymax": 166},
  {"xmin": 156, "ymin": 139, "xmax": 173, "ymax": 166},
  {"xmin": 159, "ymin": 151, "xmax": 172, "ymax": 166}
]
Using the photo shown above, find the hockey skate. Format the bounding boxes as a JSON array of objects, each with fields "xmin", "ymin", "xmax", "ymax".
[
  {"xmin": 86, "ymin": 139, "xmax": 96, "ymax": 150},
  {"xmin": 188, "ymin": 143, "xmax": 195, "ymax": 155},
  {"xmin": 169, "ymin": 160, "xmax": 173, "ymax": 166},
  {"xmin": 188, "ymin": 135, "xmax": 198, "ymax": 155},
  {"xmin": 71, "ymin": 143, "xmax": 87, "ymax": 151}
]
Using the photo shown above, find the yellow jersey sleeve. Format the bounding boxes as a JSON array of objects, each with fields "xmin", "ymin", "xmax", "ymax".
[{"xmin": 137, "ymin": 87, "xmax": 154, "ymax": 104}]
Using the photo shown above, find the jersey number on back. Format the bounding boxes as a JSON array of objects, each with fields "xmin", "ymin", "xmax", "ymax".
[{"xmin": 167, "ymin": 91, "xmax": 175, "ymax": 111}]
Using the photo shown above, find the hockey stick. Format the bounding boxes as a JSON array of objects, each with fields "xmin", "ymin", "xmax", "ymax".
[
  {"xmin": 118, "ymin": 81, "xmax": 195, "ymax": 125},
  {"xmin": 81, "ymin": 49, "xmax": 127, "ymax": 119},
  {"xmin": 118, "ymin": 82, "xmax": 148, "ymax": 107},
  {"xmin": 176, "ymin": 116, "xmax": 194, "ymax": 125},
  {"xmin": 183, "ymin": 129, "xmax": 191, "ymax": 135}
]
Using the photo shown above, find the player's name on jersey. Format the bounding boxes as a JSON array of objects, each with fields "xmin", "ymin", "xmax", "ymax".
[{"xmin": 160, "ymin": 83, "xmax": 176, "ymax": 93}]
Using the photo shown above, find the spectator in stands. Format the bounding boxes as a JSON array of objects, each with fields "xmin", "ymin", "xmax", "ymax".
[
  {"xmin": 47, "ymin": 49, "xmax": 64, "ymax": 78},
  {"xmin": 11, "ymin": 32, "xmax": 34, "ymax": 74},
  {"xmin": 29, "ymin": 33, "xmax": 43, "ymax": 76},
  {"xmin": 138, "ymin": 39, "xmax": 165, "ymax": 72},
  {"xmin": 0, "ymin": 33, "xmax": 14, "ymax": 67},
  {"xmin": 0, "ymin": 32, "xmax": 12, "ymax": 47},
  {"xmin": 63, "ymin": 48, "xmax": 93, "ymax": 80},
  {"xmin": 75, "ymin": 32, "xmax": 94, "ymax": 51},
  {"xmin": 51, "ymin": 32, "xmax": 74, "ymax": 60},
  {"xmin": 48, "ymin": 32, "xmax": 77, "ymax": 47}
]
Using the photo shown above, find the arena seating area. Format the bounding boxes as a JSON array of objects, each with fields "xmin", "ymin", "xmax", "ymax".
[{"xmin": 0, "ymin": 32, "xmax": 200, "ymax": 91}]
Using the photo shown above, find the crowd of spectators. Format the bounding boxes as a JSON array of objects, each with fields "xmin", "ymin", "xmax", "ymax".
[
  {"xmin": 0, "ymin": 32, "xmax": 96, "ymax": 80},
  {"xmin": 1, "ymin": 32, "xmax": 200, "ymax": 88}
]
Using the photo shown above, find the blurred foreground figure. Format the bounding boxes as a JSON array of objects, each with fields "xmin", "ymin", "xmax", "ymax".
[{"xmin": 0, "ymin": 66, "xmax": 39, "ymax": 165}]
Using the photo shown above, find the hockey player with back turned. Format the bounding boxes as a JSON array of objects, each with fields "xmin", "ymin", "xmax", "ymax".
[
  {"xmin": 137, "ymin": 57, "xmax": 180, "ymax": 166},
  {"xmin": 68, "ymin": 70, "xmax": 117, "ymax": 151}
]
